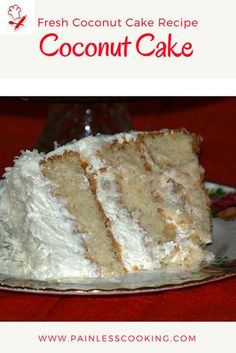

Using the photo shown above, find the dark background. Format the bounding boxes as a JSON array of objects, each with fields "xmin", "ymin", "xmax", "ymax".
[{"xmin": 1, "ymin": 97, "xmax": 235, "ymax": 186}]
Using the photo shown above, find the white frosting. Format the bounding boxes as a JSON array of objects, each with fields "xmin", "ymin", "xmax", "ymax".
[
  {"xmin": 0, "ymin": 131, "xmax": 211, "ymax": 280},
  {"xmin": 0, "ymin": 151, "xmax": 99, "ymax": 280},
  {"xmin": 95, "ymin": 170, "xmax": 156, "ymax": 271},
  {"xmin": 47, "ymin": 132, "xmax": 138, "ymax": 160}
]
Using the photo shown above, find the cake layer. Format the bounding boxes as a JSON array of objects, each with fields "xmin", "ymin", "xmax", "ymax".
[{"xmin": 40, "ymin": 152, "xmax": 124, "ymax": 277}]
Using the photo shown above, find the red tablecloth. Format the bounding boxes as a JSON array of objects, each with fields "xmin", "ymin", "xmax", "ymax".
[{"xmin": 0, "ymin": 97, "xmax": 236, "ymax": 321}]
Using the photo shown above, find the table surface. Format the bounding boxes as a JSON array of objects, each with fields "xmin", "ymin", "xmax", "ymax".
[{"xmin": 0, "ymin": 97, "xmax": 236, "ymax": 321}]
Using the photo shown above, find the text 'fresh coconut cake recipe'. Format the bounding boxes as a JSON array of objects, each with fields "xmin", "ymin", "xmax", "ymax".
[{"xmin": 0, "ymin": 129, "xmax": 214, "ymax": 281}]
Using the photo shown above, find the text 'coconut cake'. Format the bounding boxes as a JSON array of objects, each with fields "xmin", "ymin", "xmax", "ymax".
[{"xmin": 0, "ymin": 130, "xmax": 213, "ymax": 280}]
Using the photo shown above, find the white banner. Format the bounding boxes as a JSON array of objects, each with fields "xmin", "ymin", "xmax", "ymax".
[
  {"xmin": 0, "ymin": 0, "xmax": 236, "ymax": 94},
  {"xmin": 0, "ymin": 322, "xmax": 235, "ymax": 353},
  {"xmin": 0, "ymin": 0, "xmax": 235, "ymax": 81}
]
